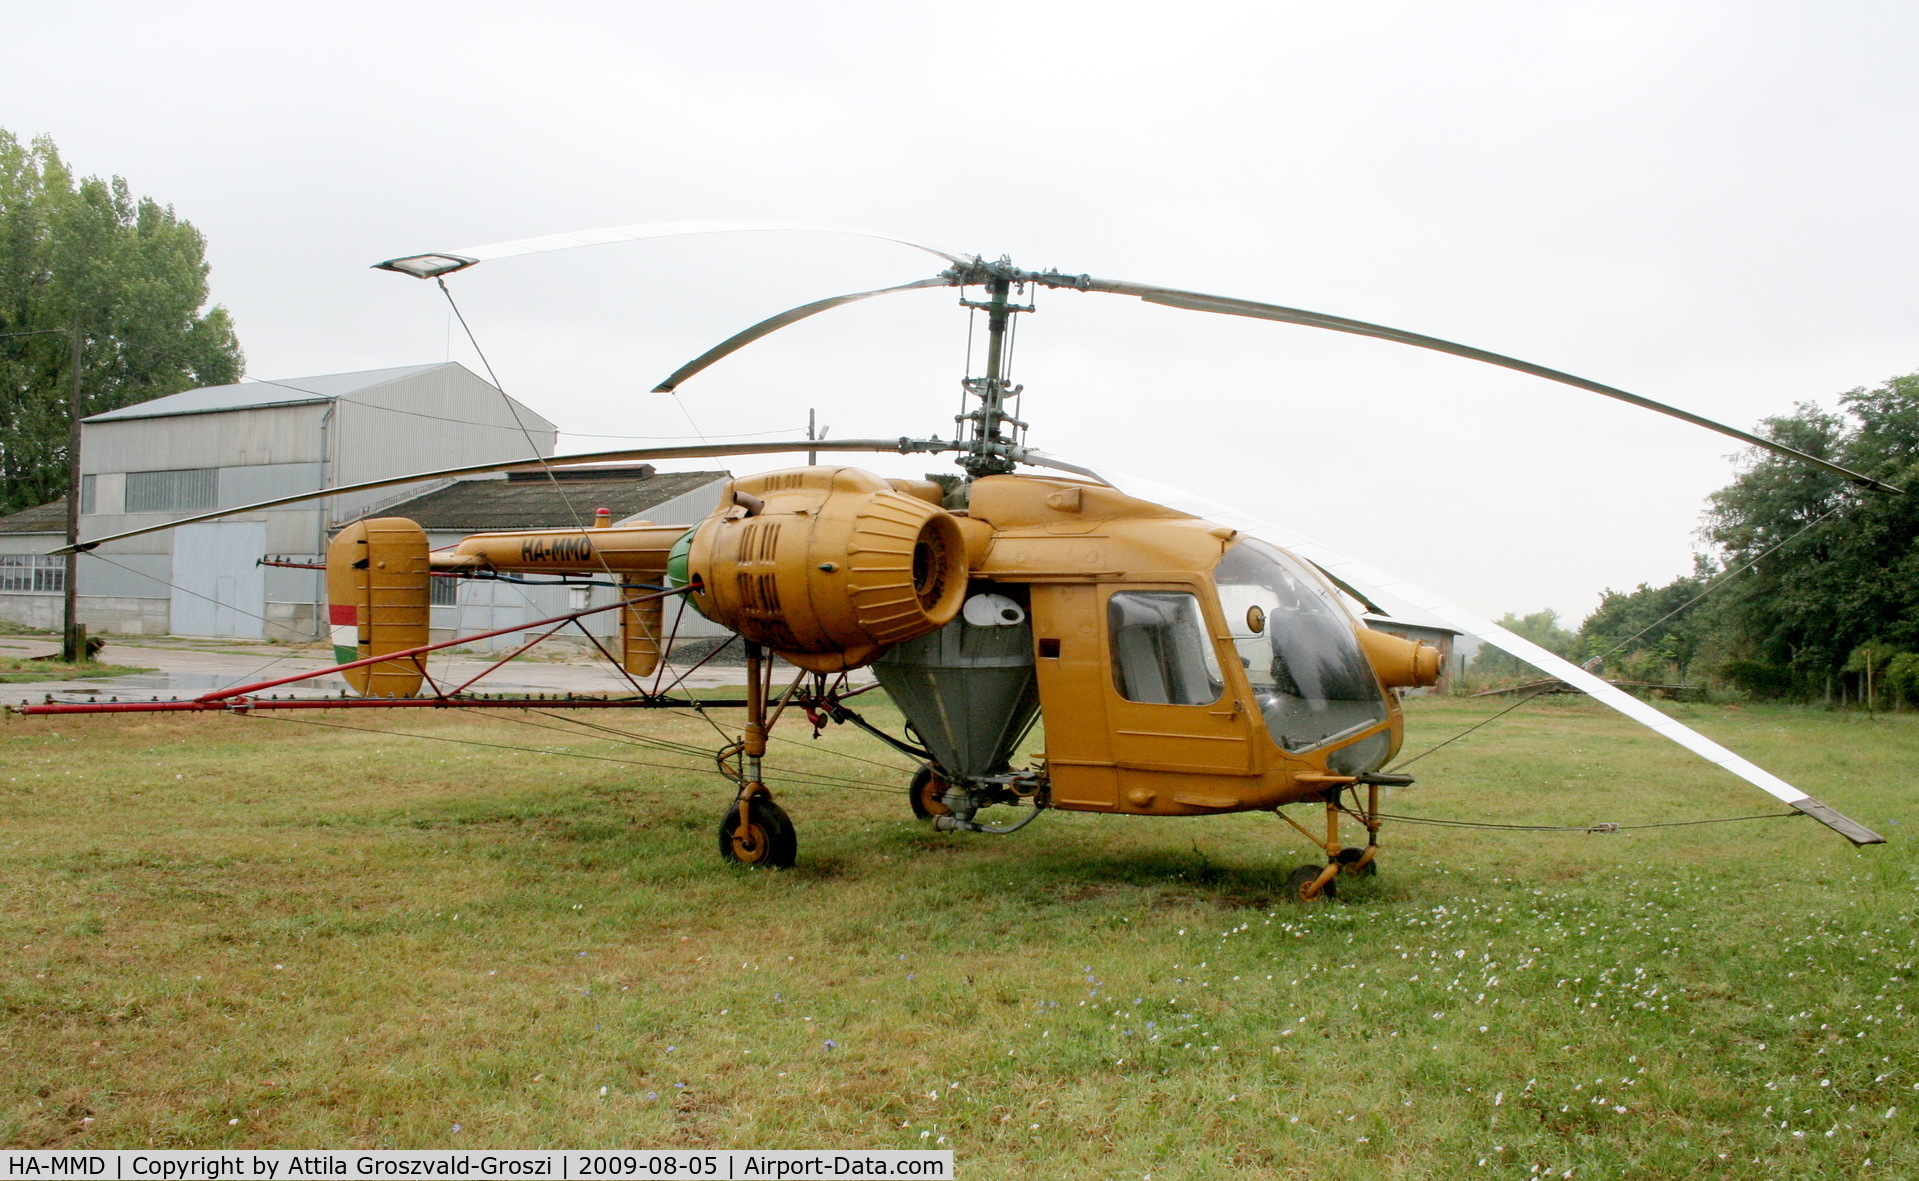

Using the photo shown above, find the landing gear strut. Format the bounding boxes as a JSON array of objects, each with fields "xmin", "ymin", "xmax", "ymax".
[
  {"xmin": 717, "ymin": 640, "xmax": 797, "ymax": 868},
  {"xmin": 1277, "ymin": 772, "xmax": 1409, "ymax": 900}
]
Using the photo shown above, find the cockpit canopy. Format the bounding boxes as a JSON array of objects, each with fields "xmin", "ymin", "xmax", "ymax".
[{"xmin": 1213, "ymin": 537, "xmax": 1388, "ymax": 755}]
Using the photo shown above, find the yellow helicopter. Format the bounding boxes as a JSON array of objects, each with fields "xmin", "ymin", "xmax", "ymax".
[{"xmin": 29, "ymin": 221, "xmax": 1887, "ymax": 899}]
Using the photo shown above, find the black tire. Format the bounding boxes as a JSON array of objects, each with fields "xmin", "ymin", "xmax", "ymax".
[
  {"xmin": 1335, "ymin": 846, "xmax": 1378, "ymax": 877},
  {"xmin": 909, "ymin": 765, "xmax": 952, "ymax": 821},
  {"xmin": 1285, "ymin": 864, "xmax": 1338, "ymax": 902},
  {"xmin": 717, "ymin": 798, "xmax": 797, "ymax": 868}
]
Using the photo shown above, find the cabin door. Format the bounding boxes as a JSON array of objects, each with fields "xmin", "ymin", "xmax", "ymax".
[{"xmin": 1101, "ymin": 585, "xmax": 1254, "ymax": 779}]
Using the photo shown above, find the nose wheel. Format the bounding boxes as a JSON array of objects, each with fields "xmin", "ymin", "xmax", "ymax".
[
  {"xmin": 718, "ymin": 796, "xmax": 796, "ymax": 868},
  {"xmin": 1285, "ymin": 864, "xmax": 1339, "ymax": 902},
  {"xmin": 1278, "ymin": 777, "xmax": 1398, "ymax": 899}
]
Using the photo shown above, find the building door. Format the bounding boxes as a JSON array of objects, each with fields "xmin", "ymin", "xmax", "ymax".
[
  {"xmin": 170, "ymin": 521, "xmax": 267, "ymax": 638},
  {"xmin": 456, "ymin": 578, "xmax": 527, "ymax": 650}
]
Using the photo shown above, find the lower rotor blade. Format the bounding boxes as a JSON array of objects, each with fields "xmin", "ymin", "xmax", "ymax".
[
  {"xmin": 1010, "ymin": 448, "xmax": 1113, "ymax": 484},
  {"xmin": 654, "ymin": 276, "xmax": 955, "ymax": 392},
  {"xmin": 1089, "ymin": 463, "xmax": 1886, "ymax": 847},
  {"xmin": 52, "ymin": 438, "xmax": 962, "ymax": 554},
  {"xmin": 375, "ymin": 219, "xmax": 970, "ymax": 279},
  {"xmin": 1068, "ymin": 277, "xmax": 1901, "ymax": 495}
]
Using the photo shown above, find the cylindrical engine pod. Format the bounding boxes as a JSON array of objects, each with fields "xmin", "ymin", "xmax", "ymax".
[
  {"xmin": 686, "ymin": 467, "xmax": 970, "ymax": 672},
  {"xmin": 1355, "ymin": 627, "xmax": 1443, "ymax": 689},
  {"xmin": 326, "ymin": 517, "xmax": 430, "ymax": 697}
]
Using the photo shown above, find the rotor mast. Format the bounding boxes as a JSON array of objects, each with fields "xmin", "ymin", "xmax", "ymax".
[{"xmin": 956, "ymin": 262, "xmax": 1033, "ymax": 478}]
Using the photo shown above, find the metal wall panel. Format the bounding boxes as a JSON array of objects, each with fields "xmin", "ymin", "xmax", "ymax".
[
  {"xmin": 77, "ymin": 517, "xmax": 175, "ymax": 556},
  {"xmin": 82, "ymin": 403, "xmax": 328, "ymax": 474},
  {"xmin": 219, "ymin": 463, "xmax": 324, "ymax": 509},
  {"xmin": 95, "ymin": 472, "xmax": 125, "ymax": 515},
  {"xmin": 265, "ymin": 508, "xmax": 325, "ymax": 554},
  {"xmin": 0, "ymin": 534, "xmax": 62, "ymax": 556},
  {"xmin": 331, "ymin": 366, "xmax": 557, "ymax": 523},
  {"xmin": 615, "ymin": 478, "xmax": 727, "ymax": 526},
  {"xmin": 75, "ymin": 552, "xmax": 172, "ymax": 599}
]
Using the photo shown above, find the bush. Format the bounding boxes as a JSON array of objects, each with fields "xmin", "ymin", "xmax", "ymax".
[
  {"xmin": 1884, "ymin": 652, "xmax": 1919, "ymax": 709},
  {"xmin": 1719, "ymin": 659, "xmax": 1798, "ymax": 699}
]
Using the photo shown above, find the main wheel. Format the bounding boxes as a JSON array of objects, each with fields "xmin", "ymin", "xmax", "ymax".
[
  {"xmin": 717, "ymin": 798, "xmax": 797, "ymax": 868},
  {"xmin": 909, "ymin": 765, "xmax": 952, "ymax": 821},
  {"xmin": 1285, "ymin": 864, "xmax": 1338, "ymax": 903}
]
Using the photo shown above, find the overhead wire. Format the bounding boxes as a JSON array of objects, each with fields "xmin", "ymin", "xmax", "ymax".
[
  {"xmin": 70, "ymin": 551, "xmax": 346, "ymax": 696},
  {"xmin": 1369, "ymin": 809, "xmax": 1800, "ymax": 833},
  {"xmin": 502, "ymin": 706, "xmax": 907, "ymax": 792},
  {"xmin": 435, "ymin": 277, "xmax": 685, "ymax": 695},
  {"xmin": 1389, "ymin": 685, "xmax": 1558, "ymax": 771},
  {"xmin": 243, "ymin": 710, "xmax": 904, "ymax": 798},
  {"xmin": 1386, "ymin": 494, "xmax": 1855, "ymax": 774},
  {"xmin": 79, "ymin": 328, "xmax": 702, "ymax": 703},
  {"xmin": 1584, "ymin": 500, "xmax": 1850, "ymax": 667}
]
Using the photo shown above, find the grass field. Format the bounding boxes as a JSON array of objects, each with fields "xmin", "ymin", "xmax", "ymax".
[
  {"xmin": 0, "ymin": 657, "xmax": 153, "ymax": 683},
  {"xmin": 1, "ymin": 693, "xmax": 1914, "ymax": 1177}
]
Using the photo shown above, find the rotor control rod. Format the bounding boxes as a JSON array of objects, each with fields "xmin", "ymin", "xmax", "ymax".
[{"xmin": 957, "ymin": 270, "xmax": 1035, "ymax": 478}]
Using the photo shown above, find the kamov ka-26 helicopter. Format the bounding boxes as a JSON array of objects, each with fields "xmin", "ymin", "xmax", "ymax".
[{"xmin": 26, "ymin": 220, "xmax": 1888, "ymax": 900}]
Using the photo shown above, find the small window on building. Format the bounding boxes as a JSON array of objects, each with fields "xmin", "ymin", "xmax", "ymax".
[
  {"xmin": 429, "ymin": 575, "xmax": 459, "ymax": 607},
  {"xmin": 80, "ymin": 475, "xmax": 96, "ymax": 515},
  {"xmin": 0, "ymin": 555, "xmax": 65, "ymax": 594},
  {"xmin": 125, "ymin": 468, "xmax": 217, "ymax": 513},
  {"xmin": 1107, "ymin": 591, "xmax": 1224, "ymax": 705}
]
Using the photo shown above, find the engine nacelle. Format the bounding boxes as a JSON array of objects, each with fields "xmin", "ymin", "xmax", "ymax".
[
  {"xmin": 1356, "ymin": 626, "xmax": 1443, "ymax": 689},
  {"xmin": 326, "ymin": 517, "xmax": 430, "ymax": 697},
  {"xmin": 685, "ymin": 467, "xmax": 970, "ymax": 672}
]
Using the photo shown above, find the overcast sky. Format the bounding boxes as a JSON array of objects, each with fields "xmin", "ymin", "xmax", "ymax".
[{"xmin": 9, "ymin": 1, "xmax": 1917, "ymax": 624}]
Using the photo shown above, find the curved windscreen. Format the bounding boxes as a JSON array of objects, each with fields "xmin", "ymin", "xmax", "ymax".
[{"xmin": 1214, "ymin": 537, "xmax": 1387, "ymax": 752}]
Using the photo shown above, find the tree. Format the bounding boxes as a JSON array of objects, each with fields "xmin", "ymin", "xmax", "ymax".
[
  {"xmin": 1693, "ymin": 374, "xmax": 1919, "ymax": 697},
  {"xmin": 1470, "ymin": 608, "xmax": 1576, "ymax": 681},
  {"xmin": 1573, "ymin": 559, "xmax": 1714, "ymax": 683},
  {"xmin": 0, "ymin": 129, "xmax": 242, "ymax": 515}
]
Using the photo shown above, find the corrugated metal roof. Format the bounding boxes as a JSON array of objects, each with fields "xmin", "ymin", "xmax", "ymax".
[
  {"xmin": 85, "ymin": 363, "xmax": 460, "ymax": 422},
  {"xmin": 374, "ymin": 470, "xmax": 728, "ymax": 531},
  {"xmin": 0, "ymin": 499, "xmax": 66, "ymax": 534}
]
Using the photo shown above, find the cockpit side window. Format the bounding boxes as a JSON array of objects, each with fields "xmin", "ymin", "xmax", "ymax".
[
  {"xmin": 1107, "ymin": 591, "xmax": 1225, "ymax": 706},
  {"xmin": 1214, "ymin": 538, "xmax": 1387, "ymax": 751}
]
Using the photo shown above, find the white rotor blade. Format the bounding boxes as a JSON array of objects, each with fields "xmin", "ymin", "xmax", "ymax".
[
  {"xmin": 376, "ymin": 219, "xmax": 969, "ymax": 278},
  {"xmin": 1093, "ymin": 465, "xmax": 1883, "ymax": 846},
  {"xmin": 52, "ymin": 438, "xmax": 1103, "ymax": 555},
  {"xmin": 53, "ymin": 438, "xmax": 960, "ymax": 554}
]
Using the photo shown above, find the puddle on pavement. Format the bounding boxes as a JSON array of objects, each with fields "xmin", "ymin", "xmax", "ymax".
[{"xmin": 34, "ymin": 671, "xmax": 601, "ymax": 698}]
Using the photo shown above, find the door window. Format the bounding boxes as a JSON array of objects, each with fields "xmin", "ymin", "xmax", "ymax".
[{"xmin": 1108, "ymin": 591, "xmax": 1225, "ymax": 705}]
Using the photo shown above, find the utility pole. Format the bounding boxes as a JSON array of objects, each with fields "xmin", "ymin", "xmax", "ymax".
[{"xmin": 62, "ymin": 321, "xmax": 86, "ymax": 663}]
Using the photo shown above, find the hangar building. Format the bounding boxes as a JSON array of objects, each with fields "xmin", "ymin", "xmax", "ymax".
[{"xmin": 0, "ymin": 363, "xmax": 728, "ymax": 648}]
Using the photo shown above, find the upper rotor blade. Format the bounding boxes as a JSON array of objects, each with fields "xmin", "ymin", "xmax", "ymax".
[
  {"xmin": 1089, "ymin": 463, "xmax": 1885, "ymax": 847},
  {"xmin": 1070, "ymin": 277, "xmax": 1902, "ymax": 495},
  {"xmin": 654, "ymin": 275, "xmax": 955, "ymax": 392},
  {"xmin": 52, "ymin": 439, "xmax": 962, "ymax": 554},
  {"xmin": 375, "ymin": 219, "xmax": 970, "ymax": 279}
]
